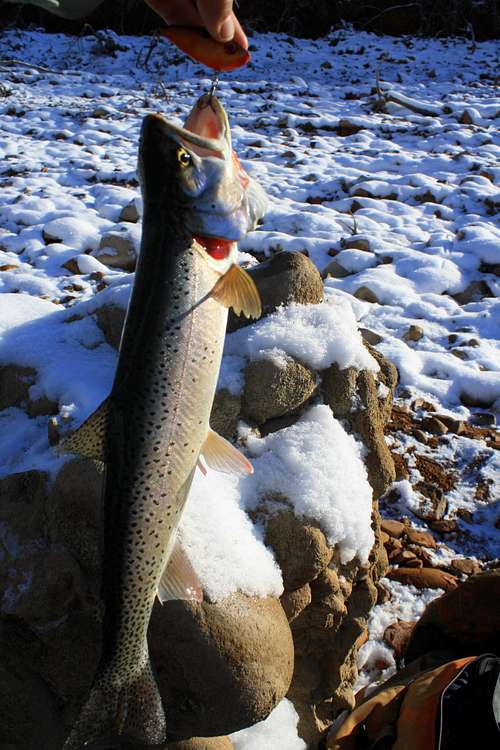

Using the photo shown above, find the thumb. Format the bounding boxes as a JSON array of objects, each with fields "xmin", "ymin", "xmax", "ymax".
[{"xmin": 196, "ymin": 0, "xmax": 235, "ymax": 42}]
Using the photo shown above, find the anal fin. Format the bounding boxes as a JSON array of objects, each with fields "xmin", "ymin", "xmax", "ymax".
[
  {"xmin": 58, "ymin": 398, "xmax": 109, "ymax": 462},
  {"xmin": 158, "ymin": 538, "xmax": 203, "ymax": 604},
  {"xmin": 211, "ymin": 263, "xmax": 262, "ymax": 319},
  {"xmin": 199, "ymin": 427, "xmax": 253, "ymax": 475}
]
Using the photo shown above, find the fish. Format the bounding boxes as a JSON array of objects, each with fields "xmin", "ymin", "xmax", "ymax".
[
  {"xmin": 160, "ymin": 26, "xmax": 250, "ymax": 72},
  {"xmin": 61, "ymin": 97, "xmax": 264, "ymax": 749}
]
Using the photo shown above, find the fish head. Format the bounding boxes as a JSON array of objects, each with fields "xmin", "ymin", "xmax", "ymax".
[{"xmin": 140, "ymin": 95, "xmax": 266, "ymax": 241}]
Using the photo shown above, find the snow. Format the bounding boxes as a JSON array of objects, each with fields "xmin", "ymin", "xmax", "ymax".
[
  {"xmin": 231, "ymin": 699, "xmax": 306, "ymax": 750},
  {"xmin": 226, "ymin": 297, "xmax": 378, "ymax": 373},
  {"xmin": 0, "ymin": 22, "xmax": 499, "ymax": 747},
  {"xmin": 245, "ymin": 405, "xmax": 375, "ymax": 564}
]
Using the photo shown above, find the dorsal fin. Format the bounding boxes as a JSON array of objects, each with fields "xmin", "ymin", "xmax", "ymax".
[{"xmin": 59, "ymin": 398, "xmax": 109, "ymax": 462}]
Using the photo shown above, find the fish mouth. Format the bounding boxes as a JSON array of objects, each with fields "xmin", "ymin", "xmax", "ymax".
[
  {"xmin": 193, "ymin": 235, "xmax": 233, "ymax": 260},
  {"xmin": 154, "ymin": 94, "xmax": 230, "ymax": 159}
]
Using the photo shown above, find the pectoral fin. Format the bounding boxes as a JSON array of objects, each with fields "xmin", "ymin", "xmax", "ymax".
[
  {"xmin": 58, "ymin": 399, "xmax": 109, "ymax": 462},
  {"xmin": 211, "ymin": 263, "xmax": 262, "ymax": 319},
  {"xmin": 200, "ymin": 427, "xmax": 253, "ymax": 475},
  {"xmin": 158, "ymin": 539, "xmax": 203, "ymax": 603}
]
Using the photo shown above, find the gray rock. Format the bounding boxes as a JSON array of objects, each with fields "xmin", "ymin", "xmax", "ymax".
[
  {"xmin": 243, "ymin": 356, "xmax": 317, "ymax": 425},
  {"xmin": 210, "ymin": 389, "xmax": 241, "ymax": 439},
  {"xmin": 94, "ymin": 303, "xmax": 126, "ymax": 349},
  {"xmin": 93, "ymin": 229, "xmax": 137, "ymax": 270},
  {"xmin": 0, "ymin": 364, "xmax": 37, "ymax": 410},
  {"xmin": 119, "ymin": 201, "xmax": 140, "ymax": 223},
  {"xmin": 403, "ymin": 325, "xmax": 424, "ymax": 342},
  {"xmin": 353, "ymin": 286, "xmax": 380, "ymax": 304}
]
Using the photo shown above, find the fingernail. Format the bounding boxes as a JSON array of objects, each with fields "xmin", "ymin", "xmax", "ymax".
[{"xmin": 218, "ymin": 16, "xmax": 235, "ymax": 41}]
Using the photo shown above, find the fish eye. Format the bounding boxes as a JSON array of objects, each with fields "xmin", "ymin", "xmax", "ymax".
[{"xmin": 177, "ymin": 147, "xmax": 193, "ymax": 168}]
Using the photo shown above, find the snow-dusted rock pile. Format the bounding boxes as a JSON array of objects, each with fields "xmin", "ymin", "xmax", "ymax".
[{"xmin": 0, "ymin": 250, "xmax": 393, "ymax": 748}]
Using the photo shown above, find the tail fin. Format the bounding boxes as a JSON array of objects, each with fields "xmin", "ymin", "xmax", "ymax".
[{"xmin": 63, "ymin": 659, "xmax": 166, "ymax": 749}]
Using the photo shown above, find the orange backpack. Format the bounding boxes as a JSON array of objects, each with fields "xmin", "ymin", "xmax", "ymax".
[{"xmin": 327, "ymin": 654, "xmax": 500, "ymax": 750}]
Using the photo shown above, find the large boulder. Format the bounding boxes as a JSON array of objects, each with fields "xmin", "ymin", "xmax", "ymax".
[
  {"xmin": 243, "ymin": 356, "xmax": 317, "ymax": 425},
  {"xmin": 150, "ymin": 594, "xmax": 294, "ymax": 740}
]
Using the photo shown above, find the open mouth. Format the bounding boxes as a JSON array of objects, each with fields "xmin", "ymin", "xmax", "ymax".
[
  {"xmin": 183, "ymin": 95, "xmax": 228, "ymax": 159},
  {"xmin": 194, "ymin": 235, "xmax": 232, "ymax": 260}
]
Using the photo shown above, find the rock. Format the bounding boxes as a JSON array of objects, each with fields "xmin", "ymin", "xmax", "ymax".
[
  {"xmin": 421, "ymin": 417, "xmax": 448, "ymax": 435},
  {"xmin": 93, "ymin": 229, "xmax": 137, "ymax": 270},
  {"xmin": 27, "ymin": 395, "xmax": 59, "ymax": 418},
  {"xmin": 119, "ymin": 201, "xmax": 140, "ymax": 223},
  {"xmin": 449, "ymin": 558, "xmax": 482, "ymax": 576},
  {"xmin": 387, "ymin": 567, "xmax": 458, "ymax": 591},
  {"xmin": 376, "ymin": 581, "xmax": 391, "ymax": 604},
  {"xmin": 265, "ymin": 511, "xmax": 333, "ymax": 591},
  {"xmin": 414, "ymin": 482, "xmax": 447, "ymax": 522},
  {"xmin": 322, "ymin": 259, "xmax": 351, "ymax": 279},
  {"xmin": 430, "ymin": 519, "xmax": 458, "ymax": 534},
  {"xmin": 149, "ymin": 593, "xmax": 294, "ymax": 740},
  {"xmin": 227, "ymin": 251, "xmax": 323, "ymax": 332},
  {"xmin": 0, "ymin": 364, "xmax": 37, "ymax": 410},
  {"xmin": 46, "ymin": 457, "xmax": 104, "ymax": 574},
  {"xmin": 391, "ymin": 452, "xmax": 409, "ymax": 481},
  {"xmin": 337, "ymin": 120, "xmax": 363, "ymax": 137},
  {"xmin": 359, "ymin": 328, "xmax": 383, "ymax": 345},
  {"xmin": 383, "ymin": 620, "xmax": 415, "ymax": 660},
  {"xmin": 323, "ymin": 363, "xmax": 396, "ymax": 499},
  {"xmin": 459, "ymin": 391, "xmax": 494, "ymax": 409},
  {"xmin": 406, "ymin": 570, "xmax": 500, "ymax": 662},
  {"xmin": 243, "ymin": 355, "xmax": 316, "ymax": 425},
  {"xmin": 94, "ymin": 303, "xmax": 126, "ymax": 349},
  {"xmin": 62, "ymin": 257, "xmax": 81, "ymax": 275},
  {"xmin": 380, "ymin": 519, "xmax": 405, "ymax": 538},
  {"xmin": 452, "ymin": 280, "xmax": 492, "ymax": 304},
  {"xmin": 402, "ymin": 325, "xmax": 423, "ymax": 342},
  {"xmin": 210, "ymin": 389, "xmax": 241, "ymax": 439},
  {"xmin": 281, "ymin": 583, "xmax": 312, "ymax": 623},
  {"xmin": 353, "ymin": 286, "xmax": 380, "ymax": 304},
  {"xmin": 165, "ymin": 737, "xmax": 234, "ymax": 750},
  {"xmin": 404, "ymin": 528, "xmax": 437, "ymax": 549},
  {"xmin": 341, "ymin": 236, "xmax": 371, "ymax": 253},
  {"xmin": 259, "ymin": 413, "xmax": 300, "ymax": 437},
  {"xmin": 321, "ymin": 364, "xmax": 357, "ymax": 418}
]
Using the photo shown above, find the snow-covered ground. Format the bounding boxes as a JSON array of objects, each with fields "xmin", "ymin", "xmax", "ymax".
[{"xmin": 0, "ymin": 24, "xmax": 499, "ymax": 747}]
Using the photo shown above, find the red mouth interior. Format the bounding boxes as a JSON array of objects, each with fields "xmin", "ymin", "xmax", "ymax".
[{"xmin": 194, "ymin": 235, "xmax": 232, "ymax": 260}]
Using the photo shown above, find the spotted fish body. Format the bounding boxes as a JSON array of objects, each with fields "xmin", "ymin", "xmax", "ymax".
[{"xmin": 62, "ymin": 103, "xmax": 264, "ymax": 749}]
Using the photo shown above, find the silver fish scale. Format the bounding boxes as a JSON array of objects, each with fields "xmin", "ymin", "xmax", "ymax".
[{"xmin": 101, "ymin": 246, "xmax": 227, "ymax": 684}]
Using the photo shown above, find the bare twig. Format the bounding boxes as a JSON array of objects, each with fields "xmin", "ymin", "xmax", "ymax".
[{"xmin": 381, "ymin": 89, "xmax": 443, "ymax": 117}]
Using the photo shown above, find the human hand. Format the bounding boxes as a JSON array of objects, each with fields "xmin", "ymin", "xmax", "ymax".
[{"xmin": 145, "ymin": 0, "xmax": 248, "ymax": 49}]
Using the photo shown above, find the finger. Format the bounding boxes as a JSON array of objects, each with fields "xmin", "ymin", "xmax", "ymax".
[
  {"xmin": 145, "ymin": 0, "xmax": 200, "ymax": 26},
  {"xmin": 196, "ymin": 0, "xmax": 235, "ymax": 42},
  {"xmin": 231, "ymin": 14, "xmax": 248, "ymax": 50}
]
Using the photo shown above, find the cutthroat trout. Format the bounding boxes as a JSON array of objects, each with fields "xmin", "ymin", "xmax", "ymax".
[{"xmin": 61, "ymin": 96, "xmax": 264, "ymax": 749}]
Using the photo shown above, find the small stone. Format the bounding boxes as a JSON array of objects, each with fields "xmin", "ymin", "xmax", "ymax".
[
  {"xmin": 387, "ymin": 567, "xmax": 458, "ymax": 591},
  {"xmin": 414, "ymin": 482, "xmax": 447, "ymax": 522},
  {"xmin": 403, "ymin": 325, "xmax": 423, "ymax": 342},
  {"xmin": 321, "ymin": 259, "xmax": 351, "ymax": 279},
  {"xmin": 434, "ymin": 415, "xmax": 465, "ymax": 434},
  {"xmin": 94, "ymin": 229, "xmax": 137, "ymax": 271},
  {"xmin": 62, "ymin": 258, "xmax": 81, "ymax": 275},
  {"xmin": 376, "ymin": 581, "xmax": 391, "ymax": 604},
  {"xmin": 119, "ymin": 201, "xmax": 140, "ymax": 223},
  {"xmin": 94, "ymin": 303, "xmax": 126, "ymax": 350},
  {"xmin": 91, "ymin": 105, "xmax": 112, "ymax": 118},
  {"xmin": 452, "ymin": 280, "xmax": 492, "ymax": 304},
  {"xmin": 459, "ymin": 391, "xmax": 494, "ymax": 409},
  {"xmin": 449, "ymin": 558, "xmax": 482, "ymax": 576},
  {"xmin": 413, "ymin": 429, "xmax": 428, "ymax": 444},
  {"xmin": 0, "ymin": 364, "xmax": 37, "ymax": 411},
  {"xmin": 451, "ymin": 348, "xmax": 468, "ymax": 360},
  {"xmin": 27, "ymin": 396, "xmax": 59, "ymax": 418},
  {"xmin": 420, "ymin": 416, "xmax": 448, "ymax": 435},
  {"xmin": 404, "ymin": 528, "xmax": 437, "ymax": 549},
  {"xmin": 259, "ymin": 413, "xmax": 299, "ymax": 437},
  {"xmin": 243, "ymin": 356, "xmax": 316, "ymax": 425},
  {"xmin": 391, "ymin": 452, "xmax": 409, "ymax": 481},
  {"xmin": 341, "ymin": 236, "xmax": 372, "ymax": 253},
  {"xmin": 380, "ymin": 519, "xmax": 405, "ymax": 538},
  {"xmin": 353, "ymin": 286, "xmax": 380, "ymax": 304},
  {"xmin": 430, "ymin": 519, "xmax": 458, "ymax": 534},
  {"xmin": 359, "ymin": 328, "xmax": 383, "ymax": 345},
  {"xmin": 469, "ymin": 412, "xmax": 495, "ymax": 427},
  {"xmin": 337, "ymin": 119, "xmax": 363, "ymax": 137},
  {"xmin": 383, "ymin": 620, "xmax": 415, "ymax": 660}
]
